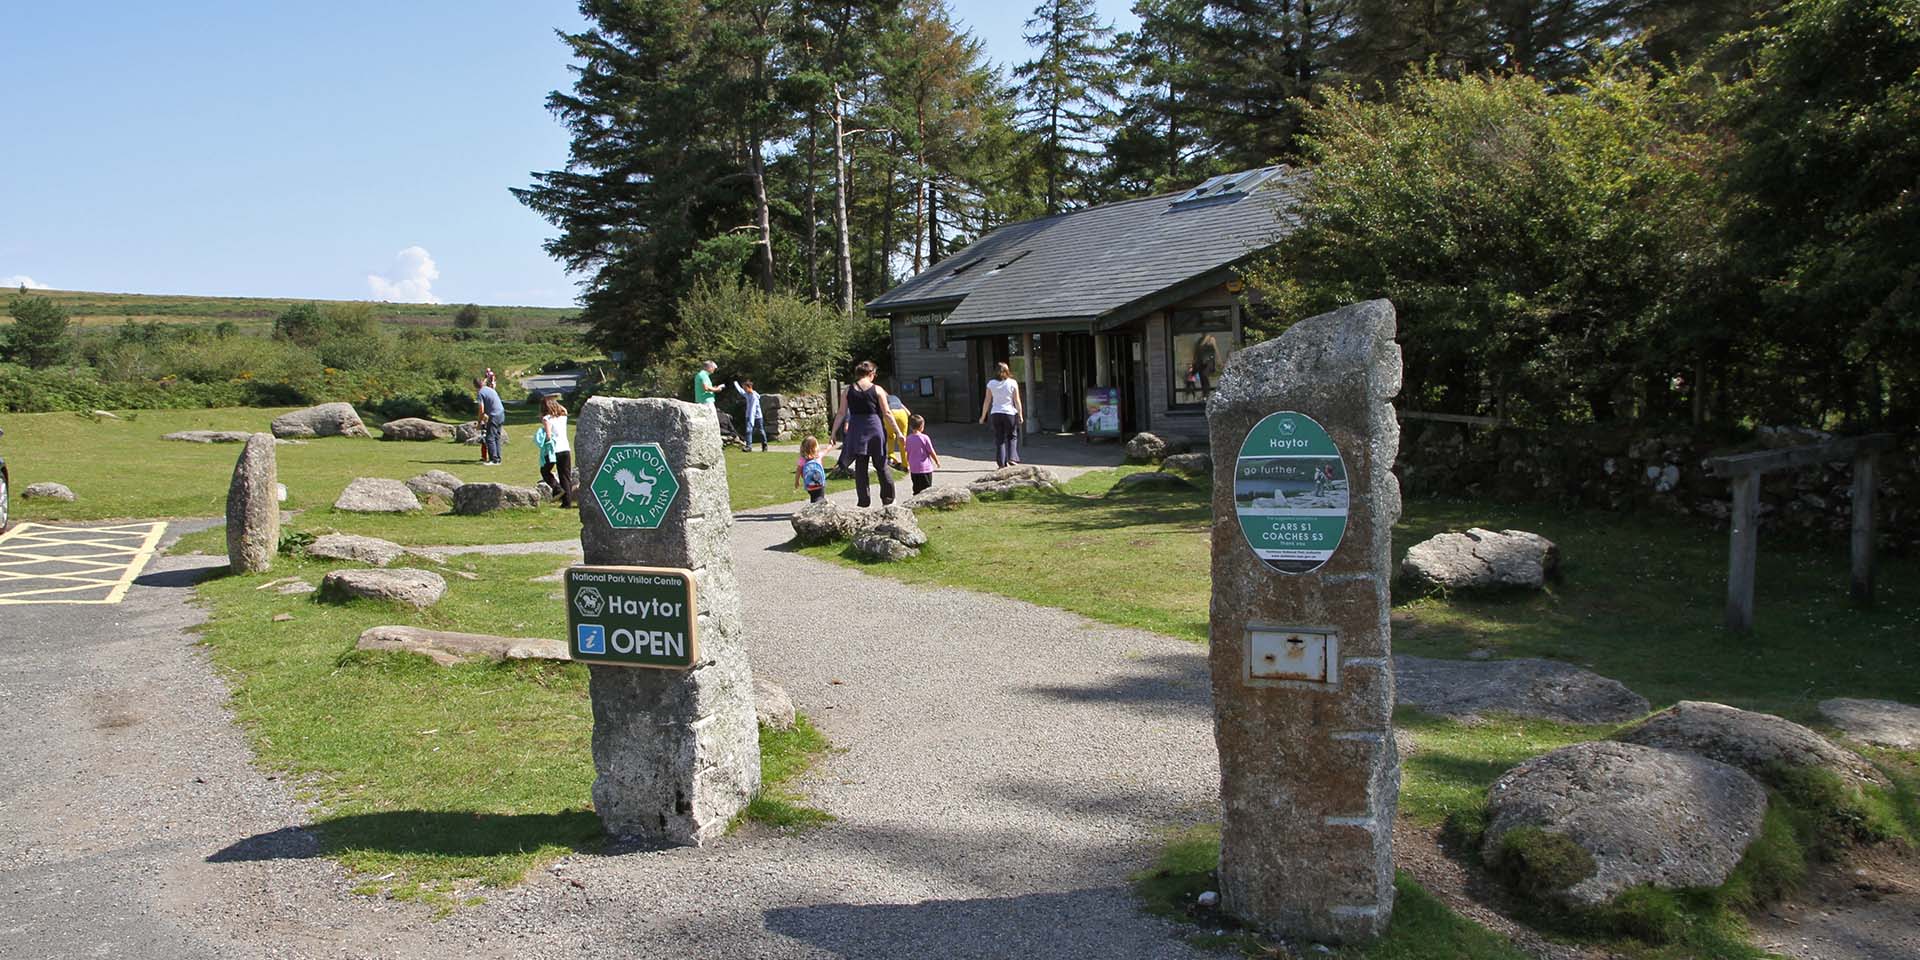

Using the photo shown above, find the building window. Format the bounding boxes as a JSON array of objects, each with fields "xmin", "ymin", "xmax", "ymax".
[
  {"xmin": 1169, "ymin": 307, "xmax": 1234, "ymax": 408},
  {"xmin": 918, "ymin": 324, "xmax": 930, "ymax": 350},
  {"xmin": 935, "ymin": 325, "xmax": 947, "ymax": 350}
]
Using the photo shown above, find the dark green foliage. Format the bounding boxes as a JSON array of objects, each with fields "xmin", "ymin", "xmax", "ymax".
[
  {"xmin": 1243, "ymin": 64, "xmax": 1726, "ymax": 426},
  {"xmin": 1719, "ymin": 0, "xmax": 1920, "ymax": 428},
  {"xmin": 485, "ymin": 314, "xmax": 511, "ymax": 331},
  {"xmin": 453, "ymin": 303, "xmax": 483, "ymax": 329},
  {"xmin": 5, "ymin": 295, "xmax": 74, "ymax": 369},
  {"xmin": 1013, "ymin": 0, "xmax": 1122, "ymax": 212},
  {"xmin": 1491, "ymin": 827, "xmax": 1597, "ymax": 892},
  {"xmin": 272, "ymin": 302, "xmax": 327, "ymax": 346},
  {"xmin": 668, "ymin": 280, "xmax": 852, "ymax": 393}
]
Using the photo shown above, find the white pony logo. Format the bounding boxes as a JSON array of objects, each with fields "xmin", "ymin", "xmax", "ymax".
[{"xmin": 613, "ymin": 467, "xmax": 656, "ymax": 505}]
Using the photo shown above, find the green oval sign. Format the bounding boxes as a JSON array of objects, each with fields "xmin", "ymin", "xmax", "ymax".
[{"xmin": 1233, "ymin": 411, "xmax": 1349, "ymax": 575}]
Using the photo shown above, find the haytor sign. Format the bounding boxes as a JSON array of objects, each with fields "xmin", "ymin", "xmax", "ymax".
[
  {"xmin": 590, "ymin": 442, "xmax": 680, "ymax": 530},
  {"xmin": 1233, "ymin": 410, "xmax": 1349, "ymax": 574},
  {"xmin": 566, "ymin": 565, "xmax": 699, "ymax": 669}
]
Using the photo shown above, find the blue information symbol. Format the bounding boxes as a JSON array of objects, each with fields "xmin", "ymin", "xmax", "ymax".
[{"xmin": 576, "ymin": 624, "xmax": 606, "ymax": 655}]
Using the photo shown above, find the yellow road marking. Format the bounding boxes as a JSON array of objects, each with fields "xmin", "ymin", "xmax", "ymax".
[{"xmin": 0, "ymin": 521, "xmax": 169, "ymax": 605}]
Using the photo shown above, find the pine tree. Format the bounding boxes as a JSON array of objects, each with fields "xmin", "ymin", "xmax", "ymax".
[{"xmin": 1014, "ymin": 0, "xmax": 1123, "ymax": 212}]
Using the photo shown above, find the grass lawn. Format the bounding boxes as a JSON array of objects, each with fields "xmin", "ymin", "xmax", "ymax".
[
  {"xmin": 4, "ymin": 406, "xmax": 814, "ymax": 549},
  {"xmin": 804, "ymin": 469, "xmax": 1920, "ymax": 720},
  {"xmin": 193, "ymin": 548, "xmax": 829, "ymax": 905}
]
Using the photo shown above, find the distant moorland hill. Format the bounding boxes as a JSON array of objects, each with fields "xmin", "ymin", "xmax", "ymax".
[{"xmin": 0, "ymin": 288, "xmax": 577, "ymax": 330}]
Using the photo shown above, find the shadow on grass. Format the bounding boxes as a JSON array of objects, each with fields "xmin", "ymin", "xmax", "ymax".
[{"xmin": 208, "ymin": 810, "xmax": 605, "ymax": 863}]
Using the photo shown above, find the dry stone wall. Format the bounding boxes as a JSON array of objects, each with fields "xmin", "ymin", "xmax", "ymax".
[{"xmin": 1396, "ymin": 421, "xmax": 1915, "ymax": 554}]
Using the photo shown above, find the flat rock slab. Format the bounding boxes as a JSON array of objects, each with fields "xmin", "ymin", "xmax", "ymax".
[
  {"xmin": 1402, "ymin": 528, "xmax": 1559, "ymax": 591},
  {"xmin": 453, "ymin": 422, "xmax": 510, "ymax": 445},
  {"xmin": 405, "ymin": 470, "xmax": 464, "ymax": 501},
  {"xmin": 307, "ymin": 534, "xmax": 408, "ymax": 567},
  {"xmin": 332, "ymin": 477, "xmax": 421, "ymax": 513},
  {"xmin": 163, "ymin": 430, "xmax": 256, "ymax": 443},
  {"xmin": 21, "ymin": 482, "xmax": 75, "ymax": 501},
  {"xmin": 452, "ymin": 482, "xmax": 542, "ymax": 515},
  {"xmin": 1484, "ymin": 740, "xmax": 1768, "ymax": 908},
  {"xmin": 355, "ymin": 625, "xmax": 566, "ymax": 666},
  {"xmin": 377, "ymin": 417, "xmax": 455, "ymax": 441},
  {"xmin": 1618, "ymin": 700, "xmax": 1886, "ymax": 787},
  {"xmin": 320, "ymin": 568, "xmax": 447, "ymax": 608},
  {"xmin": 1394, "ymin": 655, "xmax": 1649, "ymax": 723},
  {"xmin": 1108, "ymin": 471, "xmax": 1193, "ymax": 494},
  {"xmin": 1159, "ymin": 452, "xmax": 1213, "ymax": 475},
  {"xmin": 903, "ymin": 485, "xmax": 972, "ymax": 511},
  {"xmin": 271, "ymin": 402, "xmax": 370, "ymax": 439},
  {"xmin": 1124, "ymin": 431, "xmax": 1187, "ymax": 462},
  {"xmin": 1820, "ymin": 698, "xmax": 1920, "ymax": 749},
  {"xmin": 967, "ymin": 464, "xmax": 1062, "ymax": 496}
]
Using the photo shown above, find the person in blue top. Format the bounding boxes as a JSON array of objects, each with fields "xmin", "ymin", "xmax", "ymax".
[
  {"xmin": 733, "ymin": 378, "xmax": 767, "ymax": 452},
  {"xmin": 474, "ymin": 376, "xmax": 506, "ymax": 465}
]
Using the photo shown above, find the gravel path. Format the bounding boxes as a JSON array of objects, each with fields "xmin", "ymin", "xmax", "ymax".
[{"xmin": 415, "ymin": 501, "xmax": 1221, "ymax": 958}]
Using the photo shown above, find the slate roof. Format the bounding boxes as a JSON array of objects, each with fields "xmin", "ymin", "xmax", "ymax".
[{"xmin": 865, "ymin": 166, "xmax": 1305, "ymax": 331}]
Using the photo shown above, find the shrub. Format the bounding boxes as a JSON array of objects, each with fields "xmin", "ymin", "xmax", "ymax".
[
  {"xmin": 273, "ymin": 303, "xmax": 327, "ymax": 346},
  {"xmin": 453, "ymin": 303, "xmax": 484, "ymax": 329},
  {"xmin": 5, "ymin": 295, "xmax": 74, "ymax": 369},
  {"xmin": 670, "ymin": 280, "xmax": 850, "ymax": 394}
]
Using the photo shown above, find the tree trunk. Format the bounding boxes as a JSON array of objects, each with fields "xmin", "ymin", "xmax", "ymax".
[
  {"xmin": 805, "ymin": 111, "xmax": 820, "ymax": 301},
  {"xmin": 879, "ymin": 152, "xmax": 897, "ymax": 290},
  {"xmin": 912, "ymin": 103, "xmax": 927, "ymax": 273},
  {"xmin": 748, "ymin": 139, "xmax": 775, "ymax": 293},
  {"xmin": 833, "ymin": 86, "xmax": 854, "ymax": 314},
  {"xmin": 927, "ymin": 182, "xmax": 940, "ymax": 264}
]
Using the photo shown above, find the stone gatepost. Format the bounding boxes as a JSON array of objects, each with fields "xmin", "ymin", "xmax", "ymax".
[
  {"xmin": 226, "ymin": 433, "xmax": 278, "ymax": 574},
  {"xmin": 1205, "ymin": 299, "xmax": 1403, "ymax": 943},
  {"xmin": 574, "ymin": 397, "xmax": 761, "ymax": 844}
]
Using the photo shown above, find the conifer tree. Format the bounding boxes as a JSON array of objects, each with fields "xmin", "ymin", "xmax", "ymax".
[{"xmin": 1014, "ymin": 0, "xmax": 1122, "ymax": 212}]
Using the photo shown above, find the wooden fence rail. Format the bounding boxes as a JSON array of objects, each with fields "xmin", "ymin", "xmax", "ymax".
[{"xmin": 1704, "ymin": 433, "xmax": 1895, "ymax": 632}]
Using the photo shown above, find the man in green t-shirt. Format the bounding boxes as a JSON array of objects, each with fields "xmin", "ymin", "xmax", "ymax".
[{"xmin": 694, "ymin": 361, "xmax": 739, "ymax": 439}]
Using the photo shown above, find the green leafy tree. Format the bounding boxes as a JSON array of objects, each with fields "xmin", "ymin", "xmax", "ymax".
[
  {"xmin": 1720, "ymin": 0, "xmax": 1920, "ymax": 428},
  {"xmin": 670, "ymin": 279, "xmax": 852, "ymax": 391},
  {"xmin": 272, "ymin": 303, "xmax": 327, "ymax": 346},
  {"xmin": 5, "ymin": 295, "xmax": 74, "ymax": 369},
  {"xmin": 453, "ymin": 303, "xmax": 484, "ymax": 329},
  {"xmin": 1014, "ymin": 0, "xmax": 1123, "ymax": 212},
  {"xmin": 1244, "ymin": 63, "xmax": 1727, "ymax": 425}
]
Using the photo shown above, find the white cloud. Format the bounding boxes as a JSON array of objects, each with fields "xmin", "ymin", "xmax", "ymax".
[
  {"xmin": 2, "ymin": 275, "xmax": 50, "ymax": 290},
  {"xmin": 366, "ymin": 246, "xmax": 441, "ymax": 303}
]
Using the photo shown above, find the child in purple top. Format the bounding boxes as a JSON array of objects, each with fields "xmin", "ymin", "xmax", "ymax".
[{"xmin": 905, "ymin": 415, "xmax": 940, "ymax": 494}]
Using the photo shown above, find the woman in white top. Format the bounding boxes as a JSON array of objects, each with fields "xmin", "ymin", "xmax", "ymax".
[
  {"xmin": 978, "ymin": 361, "xmax": 1024, "ymax": 468},
  {"xmin": 539, "ymin": 394, "xmax": 575, "ymax": 508}
]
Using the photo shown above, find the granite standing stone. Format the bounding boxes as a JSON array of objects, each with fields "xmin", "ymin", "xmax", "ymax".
[
  {"xmin": 575, "ymin": 397, "xmax": 761, "ymax": 845},
  {"xmin": 225, "ymin": 434, "xmax": 279, "ymax": 574},
  {"xmin": 1206, "ymin": 299, "xmax": 1403, "ymax": 944}
]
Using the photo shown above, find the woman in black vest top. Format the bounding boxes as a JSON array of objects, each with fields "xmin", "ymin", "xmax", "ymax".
[{"xmin": 831, "ymin": 360, "xmax": 902, "ymax": 507}]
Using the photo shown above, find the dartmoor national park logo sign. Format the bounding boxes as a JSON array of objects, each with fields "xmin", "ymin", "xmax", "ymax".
[{"xmin": 590, "ymin": 442, "xmax": 680, "ymax": 530}]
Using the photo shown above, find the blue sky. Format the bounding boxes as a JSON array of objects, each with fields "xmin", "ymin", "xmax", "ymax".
[{"xmin": 1, "ymin": 0, "xmax": 1137, "ymax": 308}]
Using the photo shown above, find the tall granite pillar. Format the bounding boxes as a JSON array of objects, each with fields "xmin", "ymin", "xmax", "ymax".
[
  {"xmin": 225, "ymin": 433, "xmax": 278, "ymax": 574},
  {"xmin": 575, "ymin": 397, "xmax": 761, "ymax": 844},
  {"xmin": 1205, "ymin": 299, "xmax": 1403, "ymax": 943}
]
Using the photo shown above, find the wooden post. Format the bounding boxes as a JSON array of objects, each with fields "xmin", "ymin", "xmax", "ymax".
[
  {"xmin": 1851, "ymin": 451, "xmax": 1878, "ymax": 606},
  {"xmin": 1726, "ymin": 473, "xmax": 1759, "ymax": 632}
]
